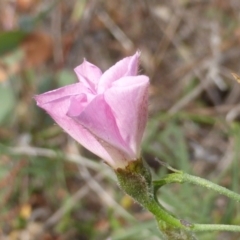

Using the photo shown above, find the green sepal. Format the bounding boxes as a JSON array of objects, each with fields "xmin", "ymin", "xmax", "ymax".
[{"xmin": 115, "ymin": 158, "xmax": 152, "ymax": 206}]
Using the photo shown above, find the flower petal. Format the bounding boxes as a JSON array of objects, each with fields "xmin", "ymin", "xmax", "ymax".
[
  {"xmin": 68, "ymin": 94, "xmax": 134, "ymax": 159},
  {"xmin": 34, "ymin": 52, "xmax": 149, "ymax": 169},
  {"xmin": 98, "ymin": 51, "xmax": 140, "ymax": 93},
  {"xmin": 66, "ymin": 93, "xmax": 88, "ymax": 117},
  {"xmin": 74, "ymin": 59, "xmax": 102, "ymax": 92},
  {"xmin": 104, "ymin": 75, "xmax": 149, "ymax": 156},
  {"xmin": 34, "ymin": 82, "xmax": 89, "ymax": 105},
  {"xmin": 36, "ymin": 93, "xmax": 131, "ymax": 168}
]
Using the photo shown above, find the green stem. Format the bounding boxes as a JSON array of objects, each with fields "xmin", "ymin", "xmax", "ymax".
[
  {"xmin": 192, "ymin": 224, "xmax": 240, "ymax": 232},
  {"xmin": 147, "ymin": 197, "xmax": 240, "ymax": 232},
  {"xmin": 154, "ymin": 172, "xmax": 240, "ymax": 234},
  {"xmin": 183, "ymin": 173, "xmax": 240, "ymax": 202},
  {"xmin": 145, "ymin": 196, "xmax": 186, "ymax": 229},
  {"xmin": 145, "ymin": 196, "xmax": 197, "ymax": 239},
  {"xmin": 117, "ymin": 159, "xmax": 240, "ymax": 237},
  {"xmin": 154, "ymin": 172, "xmax": 240, "ymax": 203}
]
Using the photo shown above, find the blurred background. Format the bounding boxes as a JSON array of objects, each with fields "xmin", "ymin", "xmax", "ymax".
[{"xmin": 1, "ymin": 0, "xmax": 240, "ymax": 239}]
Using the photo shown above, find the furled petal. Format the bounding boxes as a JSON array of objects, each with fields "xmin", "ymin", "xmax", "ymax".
[
  {"xmin": 68, "ymin": 94, "xmax": 134, "ymax": 159},
  {"xmin": 104, "ymin": 75, "xmax": 149, "ymax": 156},
  {"xmin": 74, "ymin": 59, "xmax": 102, "ymax": 92},
  {"xmin": 34, "ymin": 51, "xmax": 149, "ymax": 169},
  {"xmin": 34, "ymin": 82, "xmax": 89, "ymax": 105},
  {"xmin": 97, "ymin": 51, "xmax": 140, "ymax": 93},
  {"xmin": 35, "ymin": 93, "xmax": 131, "ymax": 168},
  {"xmin": 66, "ymin": 93, "xmax": 88, "ymax": 117}
]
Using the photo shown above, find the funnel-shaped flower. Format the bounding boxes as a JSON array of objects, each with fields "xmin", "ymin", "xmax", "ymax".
[{"xmin": 34, "ymin": 52, "xmax": 149, "ymax": 168}]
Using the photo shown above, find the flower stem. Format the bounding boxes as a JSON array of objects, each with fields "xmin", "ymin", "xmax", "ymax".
[
  {"xmin": 115, "ymin": 159, "xmax": 196, "ymax": 238},
  {"xmin": 154, "ymin": 171, "xmax": 240, "ymax": 235},
  {"xmin": 154, "ymin": 172, "xmax": 240, "ymax": 203},
  {"xmin": 192, "ymin": 224, "xmax": 240, "ymax": 232},
  {"xmin": 145, "ymin": 196, "xmax": 197, "ymax": 239},
  {"xmin": 118, "ymin": 159, "xmax": 240, "ymax": 238},
  {"xmin": 145, "ymin": 195, "xmax": 187, "ymax": 228}
]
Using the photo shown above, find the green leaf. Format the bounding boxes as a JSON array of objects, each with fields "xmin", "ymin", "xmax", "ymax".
[
  {"xmin": 0, "ymin": 31, "xmax": 28, "ymax": 55},
  {"xmin": 57, "ymin": 70, "xmax": 76, "ymax": 87},
  {"xmin": 0, "ymin": 83, "xmax": 16, "ymax": 124}
]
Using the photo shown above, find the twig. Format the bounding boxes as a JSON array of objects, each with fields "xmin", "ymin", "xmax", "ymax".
[
  {"xmin": 7, "ymin": 146, "xmax": 102, "ymax": 171},
  {"xmin": 169, "ymin": 76, "xmax": 212, "ymax": 113},
  {"xmin": 7, "ymin": 146, "xmax": 133, "ymax": 218},
  {"xmin": 44, "ymin": 171, "xmax": 105, "ymax": 229},
  {"xmin": 97, "ymin": 9, "xmax": 134, "ymax": 52},
  {"xmin": 79, "ymin": 164, "xmax": 135, "ymax": 220}
]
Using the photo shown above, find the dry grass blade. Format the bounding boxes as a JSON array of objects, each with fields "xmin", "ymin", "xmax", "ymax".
[
  {"xmin": 97, "ymin": 9, "xmax": 134, "ymax": 52},
  {"xmin": 231, "ymin": 72, "xmax": 240, "ymax": 83}
]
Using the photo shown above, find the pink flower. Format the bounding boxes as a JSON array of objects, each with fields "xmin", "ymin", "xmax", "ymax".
[{"xmin": 34, "ymin": 52, "xmax": 149, "ymax": 169}]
